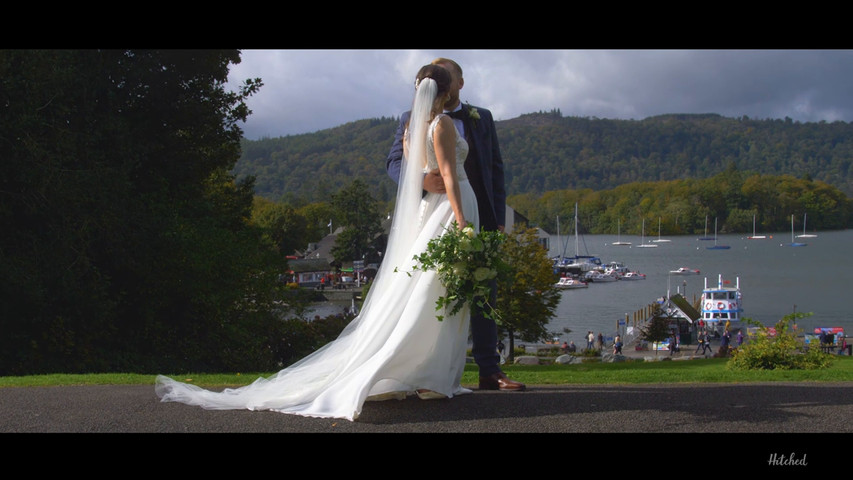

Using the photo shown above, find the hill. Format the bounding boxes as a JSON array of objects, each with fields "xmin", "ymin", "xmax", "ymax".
[{"xmin": 233, "ymin": 112, "xmax": 853, "ymax": 203}]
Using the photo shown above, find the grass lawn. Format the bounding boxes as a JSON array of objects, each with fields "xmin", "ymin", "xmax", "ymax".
[{"xmin": 3, "ymin": 356, "xmax": 852, "ymax": 388}]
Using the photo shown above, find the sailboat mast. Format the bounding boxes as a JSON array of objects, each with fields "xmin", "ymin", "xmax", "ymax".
[{"xmin": 574, "ymin": 203, "xmax": 579, "ymax": 257}]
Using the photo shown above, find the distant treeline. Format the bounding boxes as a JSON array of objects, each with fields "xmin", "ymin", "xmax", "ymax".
[
  {"xmin": 234, "ymin": 111, "xmax": 853, "ymax": 205},
  {"xmin": 508, "ymin": 167, "xmax": 852, "ymax": 236}
]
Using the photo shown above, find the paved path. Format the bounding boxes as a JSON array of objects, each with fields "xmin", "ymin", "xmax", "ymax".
[
  {"xmin": 3, "ymin": 382, "xmax": 848, "ymax": 470},
  {"xmin": 3, "ymin": 382, "xmax": 852, "ymax": 433}
]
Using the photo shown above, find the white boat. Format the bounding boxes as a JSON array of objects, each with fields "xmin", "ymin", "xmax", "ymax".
[
  {"xmin": 585, "ymin": 271, "xmax": 618, "ymax": 282},
  {"xmin": 796, "ymin": 212, "xmax": 818, "ymax": 238},
  {"xmin": 747, "ymin": 214, "xmax": 766, "ymax": 239},
  {"xmin": 555, "ymin": 277, "xmax": 588, "ymax": 289},
  {"xmin": 783, "ymin": 214, "xmax": 808, "ymax": 247},
  {"xmin": 612, "ymin": 218, "xmax": 631, "ymax": 246},
  {"xmin": 706, "ymin": 217, "xmax": 730, "ymax": 250},
  {"xmin": 699, "ymin": 274, "xmax": 743, "ymax": 333},
  {"xmin": 670, "ymin": 267, "xmax": 700, "ymax": 275},
  {"xmin": 652, "ymin": 217, "xmax": 671, "ymax": 243},
  {"xmin": 621, "ymin": 271, "xmax": 646, "ymax": 280},
  {"xmin": 604, "ymin": 261, "xmax": 629, "ymax": 275},
  {"xmin": 697, "ymin": 215, "xmax": 714, "ymax": 241},
  {"xmin": 636, "ymin": 218, "xmax": 658, "ymax": 248}
]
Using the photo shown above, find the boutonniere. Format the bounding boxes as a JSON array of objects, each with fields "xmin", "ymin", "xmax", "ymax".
[{"xmin": 466, "ymin": 103, "xmax": 480, "ymax": 129}]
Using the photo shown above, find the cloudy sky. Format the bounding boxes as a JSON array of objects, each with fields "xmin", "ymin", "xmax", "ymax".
[{"xmin": 225, "ymin": 49, "xmax": 853, "ymax": 140}]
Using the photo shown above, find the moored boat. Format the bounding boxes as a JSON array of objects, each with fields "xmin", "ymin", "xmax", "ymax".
[
  {"xmin": 621, "ymin": 271, "xmax": 646, "ymax": 280},
  {"xmin": 699, "ymin": 275, "xmax": 743, "ymax": 333},
  {"xmin": 670, "ymin": 267, "xmax": 700, "ymax": 275},
  {"xmin": 584, "ymin": 270, "xmax": 618, "ymax": 282},
  {"xmin": 554, "ymin": 277, "xmax": 589, "ymax": 289}
]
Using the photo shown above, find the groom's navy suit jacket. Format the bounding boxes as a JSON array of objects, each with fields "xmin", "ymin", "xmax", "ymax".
[{"xmin": 385, "ymin": 105, "xmax": 506, "ymax": 232}]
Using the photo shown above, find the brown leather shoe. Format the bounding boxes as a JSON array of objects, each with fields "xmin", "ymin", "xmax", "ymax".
[{"xmin": 479, "ymin": 372, "xmax": 526, "ymax": 391}]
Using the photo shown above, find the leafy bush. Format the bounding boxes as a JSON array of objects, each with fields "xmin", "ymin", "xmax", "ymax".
[{"xmin": 727, "ymin": 313, "xmax": 834, "ymax": 371}]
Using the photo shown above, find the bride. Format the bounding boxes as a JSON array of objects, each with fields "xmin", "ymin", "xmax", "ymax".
[{"xmin": 155, "ymin": 64, "xmax": 479, "ymax": 421}]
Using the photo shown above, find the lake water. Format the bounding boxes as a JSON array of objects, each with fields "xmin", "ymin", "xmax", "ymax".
[
  {"xmin": 548, "ymin": 229, "xmax": 852, "ymax": 346},
  {"xmin": 309, "ymin": 229, "xmax": 852, "ymax": 347}
]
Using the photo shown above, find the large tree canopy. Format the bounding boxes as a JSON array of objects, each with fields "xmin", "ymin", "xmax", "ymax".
[{"xmin": 0, "ymin": 49, "xmax": 289, "ymax": 375}]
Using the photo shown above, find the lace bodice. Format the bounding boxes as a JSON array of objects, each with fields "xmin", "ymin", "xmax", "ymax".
[{"xmin": 426, "ymin": 114, "xmax": 469, "ymax": 181}]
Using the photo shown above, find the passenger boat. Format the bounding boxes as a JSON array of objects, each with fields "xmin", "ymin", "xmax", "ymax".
[
  {"xmin": 699, "ymin": 275, "xmax": 743, "ymax": 333},
  {"xmin": 620, "ymin": 271, "xmax": 646, "ymax": 280},
  {"xmin": 670, "ymin": 267, "xmax": 700, "ymax": 275},
  {"xmin": 554, "ymin": 277, "xmax": 589, "ymax": 289}
]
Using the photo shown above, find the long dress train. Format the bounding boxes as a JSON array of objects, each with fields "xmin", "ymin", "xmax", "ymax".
[{"xmin": 155, "ymin": 114, "xmax": 477, "ymax": 421}]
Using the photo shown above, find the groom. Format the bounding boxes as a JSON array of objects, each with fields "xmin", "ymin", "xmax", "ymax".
[{"xmin": 386, "ymin": 57, "xmax": 525, "ymax": 392}]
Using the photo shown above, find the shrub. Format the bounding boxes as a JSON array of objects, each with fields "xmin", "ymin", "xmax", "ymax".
[{"xmin": 727, "ymin": 313, "xmax": 834, "ymax": 371}]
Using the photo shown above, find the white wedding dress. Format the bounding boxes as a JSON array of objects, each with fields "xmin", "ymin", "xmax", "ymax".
[{"xmin": 156, "ymin": 114, "xmax": 478, "ymax": 421}]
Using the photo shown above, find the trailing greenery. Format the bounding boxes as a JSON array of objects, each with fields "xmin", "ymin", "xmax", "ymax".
[{"xmin": 728, "ymin": 313, "xmax": 835, "ymax": 371}]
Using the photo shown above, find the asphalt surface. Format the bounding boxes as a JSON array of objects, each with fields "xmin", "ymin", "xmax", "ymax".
[
  {"xmin": 3, "ymin": 381, "xmax": 849, "ymax": 470},
  {"xmin": 2, "ymin": 381, "xmax": 851, "ymax": 434}
]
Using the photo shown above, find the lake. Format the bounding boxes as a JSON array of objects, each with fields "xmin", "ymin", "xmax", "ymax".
[
  {"xmin": 309, "ymin": 229, "xmax": 852, "ymax": 347},
  {"xmin": 548, "ymin": 228, "xmax": 852, "ymax": 346}
]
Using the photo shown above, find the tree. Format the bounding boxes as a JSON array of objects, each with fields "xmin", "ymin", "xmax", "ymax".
[
  {"xmin": 496, "ymin": 226, "xmax": 561, "ymax": 362},
  {"xmin": 0, "ymin": 49, "xmax": 290, "ymax": 374},
  {"xmin": 330, "ymin": 179, "xmax": 383, "ymax": 264},
  {"xmin": 640, "ymin": 306, "xmax": 672, "ymax": 358},
  {"xmin": 252, "ymin": 197, "xmax": 310, "ymax": 256}
]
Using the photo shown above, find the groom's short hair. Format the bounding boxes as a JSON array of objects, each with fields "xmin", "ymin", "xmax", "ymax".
[{"xmin": 431, "ymin": 57, "xmax": 462, "ymax": 79}]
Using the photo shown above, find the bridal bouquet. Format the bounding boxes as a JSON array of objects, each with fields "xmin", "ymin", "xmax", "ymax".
[{"xmin": 409, "ymin": 221, "xmax": 510, "ymax": 322}]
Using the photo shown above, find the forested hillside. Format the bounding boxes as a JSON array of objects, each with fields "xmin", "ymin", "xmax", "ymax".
[{"xmin": 234, "ymin": 111, "xmax": 853, "ymax": 204}]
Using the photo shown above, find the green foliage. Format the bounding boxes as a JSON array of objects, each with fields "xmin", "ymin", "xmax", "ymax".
[
  {"xmin": 640, "ymin": 308, "xmax": 672, "ymax": 346},
  {"xmin": 235, "ymin": 112, "xmax": 853, "ymax": 206},
  {"xmin": 0, "ymin": 49, "xmax": 294, "ymax": 375},
  {"xmin": 330, "ymin": 179, "xmax": 385, "ymax": 264},
  {"xmin": 496, "ymin": 226, "xmax": 562, "ymax": 355},
  {"xmin": 512, "ymin": 172, "xmax": 851, "ymax": 237},
  {"xmin": 251, "ymin": 196, "xmax": 310, "ymax": 255},
  {"xmin": 728, "ymin": 313, "xmax": 835, "ymax": 371},
  {"xmin": 409, "ymin": 222, "xmax": 509, "ymax": 322}
]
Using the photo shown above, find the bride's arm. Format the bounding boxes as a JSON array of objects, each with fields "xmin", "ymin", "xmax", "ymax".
[{"xmin": 433, "ymin": 115, "xmax": 466, "ymax": 229}]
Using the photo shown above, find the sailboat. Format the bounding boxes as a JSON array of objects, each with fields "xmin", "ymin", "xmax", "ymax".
[
  {"xmin": 705, "ymin": 217, "xmax": 730, "ymax": 250},
  {"xmin": 652, "ymin": 217, "xmax": 670, "ymax": 243},
  {"xmin": 784, "ymin": 214, "xmax": 808, "ymax": 247},
  {"xmin": 747, "ymin": 214, "xmax": 766, "ymax": 239},
  {"xmin": 553, "ymin": 203, "xmax": 602, "ymax": 275},
  {"xmin": 636, "ymin": 218, "xmax": 658, "ymax": 248},
  {"xmin": 796, "ymin": 212, "xmax": 818, "ymax": 238},
  {"xmin": 697, "ymin": 215, "xmax": 714, "ymax": 241},
  {"xmin": 612, "ymin": 218, "xmax": 631, "ymax": 246}
]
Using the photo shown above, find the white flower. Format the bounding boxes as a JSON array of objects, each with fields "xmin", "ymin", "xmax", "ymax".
[
  {"xmin": 466, "ymin": 104, "xmax": 480, "ymax": 128},
  {"xmin": 473, "ymin": 267, "xmax": 495, "ymax": 282}
]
